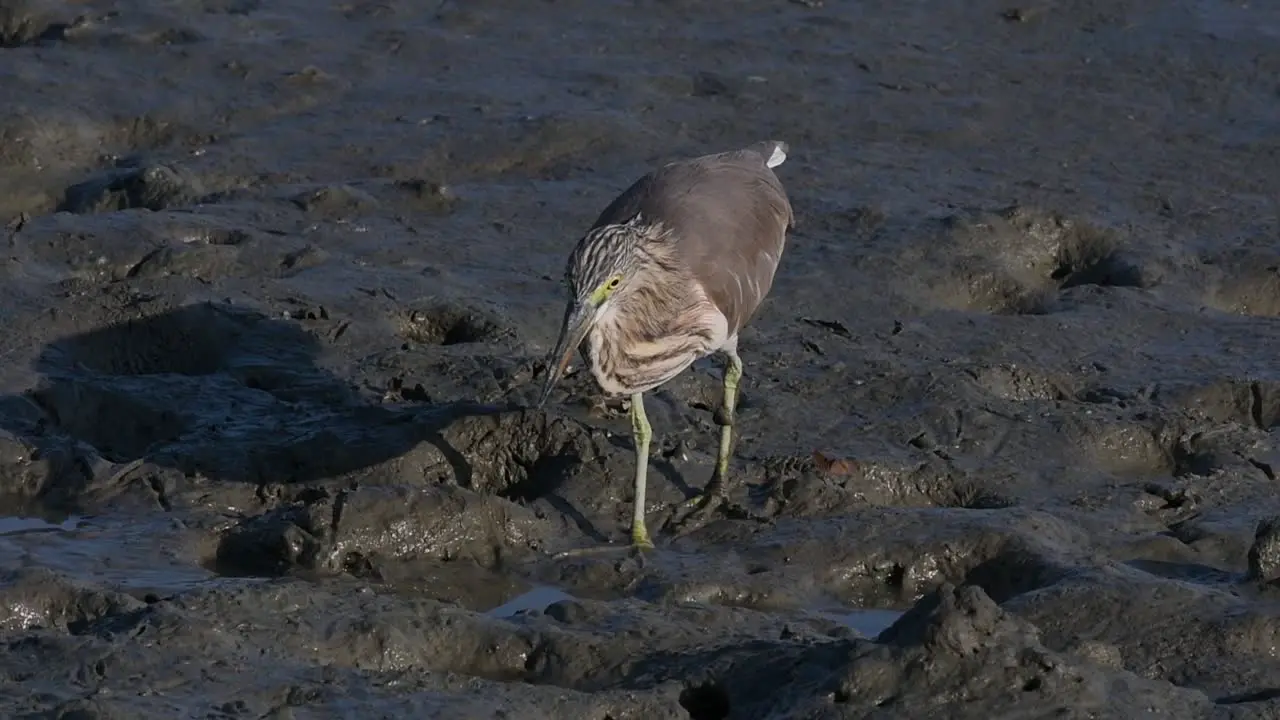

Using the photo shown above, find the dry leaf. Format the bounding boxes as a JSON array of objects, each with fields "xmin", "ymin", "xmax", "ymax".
[{"xmin": 812, "ymin": 450, "xmax": 860, "ymax": 476}]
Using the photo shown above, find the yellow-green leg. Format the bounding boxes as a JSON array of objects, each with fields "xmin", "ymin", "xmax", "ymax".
[
  {"xmin": 714, "ymin": 351, "xmax": 743, "ymax": 485},
  {"xmin": 553, "ymin": 392, "xmax": 655, "ymax": 558},
  {"xmin": 670, "ymin": 351, "xmax": 743, "ymax": 532},
  {"xmin": 629, "ymin": 392, "xmax": 655, "ymax": 549}
]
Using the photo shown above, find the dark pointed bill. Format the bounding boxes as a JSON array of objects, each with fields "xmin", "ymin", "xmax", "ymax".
[{"xmin": 537, "ymin": 302, "xmax": 593, "ymax": 409}]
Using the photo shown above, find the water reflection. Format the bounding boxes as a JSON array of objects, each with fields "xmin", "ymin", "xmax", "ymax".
[{"xmin": 487, "ymin": 584, "xmax": 905, "ymax": 638}]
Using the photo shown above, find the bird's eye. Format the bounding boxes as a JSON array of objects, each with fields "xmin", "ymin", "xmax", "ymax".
[{"xmin": 590, "ymin": 275, "xmax": 624, "ymax": 305}]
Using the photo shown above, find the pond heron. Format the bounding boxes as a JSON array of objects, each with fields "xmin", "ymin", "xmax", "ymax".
[{"xmin": 538, "ymin": 140, "xmax": 793, "ymax": 551}]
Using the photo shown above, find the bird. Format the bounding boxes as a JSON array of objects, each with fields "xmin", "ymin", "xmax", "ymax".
[{"xmin": 536, "ymin": 140, "xmax": 794, "ymax": 552}]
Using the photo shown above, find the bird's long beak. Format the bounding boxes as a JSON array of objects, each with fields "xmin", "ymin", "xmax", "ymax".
[{"xmin": 537, "ymin": 302, "xmax": 594, "ymax": 409}]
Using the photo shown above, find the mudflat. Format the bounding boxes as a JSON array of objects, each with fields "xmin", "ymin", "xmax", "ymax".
[{"xmin": 1, "ymin": 0, "xmax": 1279, "ymax": 717}]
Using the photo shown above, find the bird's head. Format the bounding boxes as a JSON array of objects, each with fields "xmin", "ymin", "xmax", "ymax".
[{"xmin": 536, "ymin": 220, "xmax": 655, "ymax": 408}]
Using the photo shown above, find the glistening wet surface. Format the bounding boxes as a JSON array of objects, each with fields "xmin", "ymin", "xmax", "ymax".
[
  {"xmin": 487, "ymin": 586, "xmax": 576, "ymax": 618},
  {"xmin": 0, "ymin": 515, "xmax": 216, "ymax": 596},
  {"xmin": 0, "ymin": 515, "xmax": 80, "ymax": 535},
  {"xmin": 814, "ymin": 608, "xmax": 906, "ymax": 639},
  {"xmin": 487, "ymin": 585, "xmax": 906, "ymax": 637},
  {"xmin": 1, "ymin": 0, "xmax": 1279, "ymax": 717}
]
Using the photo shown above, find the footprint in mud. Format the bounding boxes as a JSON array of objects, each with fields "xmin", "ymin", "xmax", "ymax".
[
  {"xmin": 397, "ymin": 299, "xmax": 509, "ymax": 347},
  {"xmin": 920, "ymin": 205, "xmax": 1150, "ymax": 315}
]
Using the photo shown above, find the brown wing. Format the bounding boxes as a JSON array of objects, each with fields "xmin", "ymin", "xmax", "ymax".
[{"xmin": 590, "ymin": 142, "xmax": 793, "ymax": 334}]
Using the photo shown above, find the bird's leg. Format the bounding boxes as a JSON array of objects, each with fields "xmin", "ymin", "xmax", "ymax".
[
  {"xmin": 552, "ymin": 392, "xmax": 655, "ymax": 559},
  {"xmin": 629, "ymin": 392, "xmax": 655, "ymax": 549},
  {"xmin": 667, "ymin": 351, "xmax": 753, "ymax": 535},
  {"xmin": 708, "ymin": 349, "xmax": 742, "ymax": 497}
]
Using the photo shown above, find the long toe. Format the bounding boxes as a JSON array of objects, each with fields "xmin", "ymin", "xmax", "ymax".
[
  {"xmin": 665, "ymin": 485, "xmax": 771, "ymax": 537},
  {"xmin": 678, "ymin": 473, "xmax": 726, "ymax": 509},
  {"xmin": 553, "ymin": 535, "xmax": 655, "ymax": 559},
  {"xmin": 664, "ymin": 491, "xmax": 726, "ymax": 536}
]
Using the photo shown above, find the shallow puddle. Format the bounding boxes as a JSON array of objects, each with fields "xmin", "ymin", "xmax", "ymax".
[
  {"xmin": 815, "ymin": 608, "xmax": 905, "ymax": 638},
  {"xmin": 0, "ymin": 514, "xmax": 82, "ymax": 535},
  {"xmin": 486, "ymin": 585, "xmax": 576, "ymax": 618},
  {"xmin": 486, "ymin": 583, "xmax": 905, "ymax": 638},
  {"xmin": 0, "ymin": 514, "xmax": 215, "ymax": 596}
]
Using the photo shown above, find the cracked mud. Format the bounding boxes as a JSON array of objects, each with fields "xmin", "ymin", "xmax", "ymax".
[{"xmin": 1, "ymin": 0, "xmax": 1279, "ymax": 717}]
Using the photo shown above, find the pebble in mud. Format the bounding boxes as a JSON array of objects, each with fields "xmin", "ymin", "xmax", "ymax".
[{"xmin": 1248, "ymin": 516, "xmax": 1280, "ymax": 583}]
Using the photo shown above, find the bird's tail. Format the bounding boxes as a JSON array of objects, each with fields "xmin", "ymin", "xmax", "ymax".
[{"xmin": 749, "ymin": 140, "xmax": 788, "ymax": 168}]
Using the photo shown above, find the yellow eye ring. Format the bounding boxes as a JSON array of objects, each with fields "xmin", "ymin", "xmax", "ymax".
[{"xmin": 607, "ymin": 277, "xmax": 621, "ymax": 289}]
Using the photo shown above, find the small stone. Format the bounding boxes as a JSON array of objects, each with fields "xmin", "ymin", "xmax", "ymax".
[
  {"xmin": 545, "ymin": 599, "xmax": 587, "ymax": 624},
  {"xmin": 1068, "ymin": 639, "xmax": 1123, "ymax": 669},
  {"xmin": 1247, "ymin": 516, "xmax": 1280, "ymax": 582}
]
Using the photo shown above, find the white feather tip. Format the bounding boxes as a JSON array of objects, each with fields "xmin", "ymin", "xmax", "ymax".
[{"xmin": 766, "ymin": 143, "xmax": 787, "ymax": 168}]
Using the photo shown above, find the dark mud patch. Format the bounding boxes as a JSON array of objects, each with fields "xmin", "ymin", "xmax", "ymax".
[
  {"xmin": 1200, "ymin": 245, "xmax": 1280, "ymax": 318},
  {"xmin": 758, "ymin": 450, "xmax": 1020, "ymax": 517},
  {"xmin": 1, "ymin": 0, "xmax": 1279, "ymax": 716},
  {"xmin": 0, "ymin": 0, "xmax": 77, "ymax": 49},
  {"xmin": 212, "ymin": 483, "xmax": 555, "ymax": 577},
  {"xmin": 289, "ymin": 183, "xmax": 379, "ymax": 219},
  {"xmin": 914, "ymin": 205, "xmax": 1152, "ymax": 315},
  {"xmin": 60, "ymin": 163, "xmax": 209, "ymax": 214},
  {"xmin": 398, "ymin": 300, "xmax": 509, "ymax": 347}
]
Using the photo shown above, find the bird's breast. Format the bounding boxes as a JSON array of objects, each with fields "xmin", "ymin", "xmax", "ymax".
[{"xmin": 582, "ymin": 295, "xmax": 728, "ymax": 397}]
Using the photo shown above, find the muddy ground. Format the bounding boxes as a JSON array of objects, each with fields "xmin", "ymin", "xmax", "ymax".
[{"xmin": 0, "ymin": 0, "xmax": 1278, "ymax": 717}]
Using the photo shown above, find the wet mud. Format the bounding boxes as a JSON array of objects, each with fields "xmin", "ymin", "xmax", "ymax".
[{"xmin": 1, "ymin": 0, "xmax": 1279, "ymax": 717}]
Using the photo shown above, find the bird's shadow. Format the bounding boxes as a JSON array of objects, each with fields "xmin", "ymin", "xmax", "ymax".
[{"xmin": 0, "ymin": 301, "xmax": 506, "ymax": 516}]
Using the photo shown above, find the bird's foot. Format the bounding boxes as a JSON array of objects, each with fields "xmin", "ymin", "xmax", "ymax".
[
  {"xmin": 665, "ymin": 481, "xmax": 769, "ymax": 537},
  {"xmin": 665, "ymin": 491, "xmax": 724, "ymax": 537},
  {"xmin": 632, "ymin": 522, "xmax": 655, "ymax": 550},
  {"xmin": 551, "ymin": 523, "xmax": 654, "ymax": 560},
  {"xmin": 552, "ymin": 543, "xmax": 649, "ymax": 560}
]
